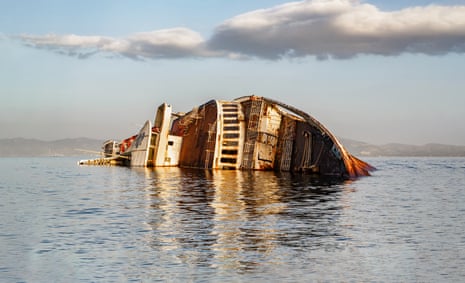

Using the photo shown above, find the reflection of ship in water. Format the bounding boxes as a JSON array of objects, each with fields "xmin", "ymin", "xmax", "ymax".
[
  {"xmin": 80, "ymin": 96, "xmax": 374, "ymax": 179},
  {"xmin": 141, "ymin": 168, "xmax": 351, "ymax": 271}
]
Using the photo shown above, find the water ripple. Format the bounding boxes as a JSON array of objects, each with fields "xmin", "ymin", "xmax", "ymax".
[{"xmin": 1, "ymin": 157, "xmax": 465, "ymax": 282}]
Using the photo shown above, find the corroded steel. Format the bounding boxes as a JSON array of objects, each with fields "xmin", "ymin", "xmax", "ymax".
[{"xmin": 82, "ymin": 95, "xmax": 374, "ymax": 178}]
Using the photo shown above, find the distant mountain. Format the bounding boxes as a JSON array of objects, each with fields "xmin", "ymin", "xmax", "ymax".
[
  {"xmin": 1, "ymin": 137, "xmax": 464, "ymax": 157},
  {"xmin": 0, "ymin": 138, "xmax": 103, "ymax": 157},
  {"xmin": 339, "ymin": 138, "xmax": 465, "ymax": 157}
]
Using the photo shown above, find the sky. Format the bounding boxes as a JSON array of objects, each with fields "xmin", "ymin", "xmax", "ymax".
[{"xmin": 1, "ymin": 0, "xmax": 465, "ymax": 145}]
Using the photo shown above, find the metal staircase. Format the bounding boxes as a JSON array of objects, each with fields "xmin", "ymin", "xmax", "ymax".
[{"xmin": 217, "ymin": 102, "xmax": 243, "ymax": 169}]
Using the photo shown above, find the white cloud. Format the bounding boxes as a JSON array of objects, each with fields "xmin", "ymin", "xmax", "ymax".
[
  {"xmin": 17, "ymin": 28, "xmax": 214, "ymax": 60},
  {"xmin": 208, "ymin": 0, "xmax": 465, "ymax": 59},
  {"xmin": 18, "ymin": 33, "xmax": 112, "ymax": 58},
  {"xmin": 14, "ymin": 0, "xmax": 465, "ymax": 60},
  {"xmin": 110, "ymin": 28, "xmax": 215, "ymax": 59}
]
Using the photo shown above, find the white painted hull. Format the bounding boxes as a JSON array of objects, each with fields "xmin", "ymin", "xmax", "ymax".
[{"xmin": 126, "ymin": 120, "xmax": 152, "ymax": 167}]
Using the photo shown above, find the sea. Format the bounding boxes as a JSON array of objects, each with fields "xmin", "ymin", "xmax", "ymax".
[{"xmin": 1, "ymin": 156, "xmax": 464, "ymax": 282}]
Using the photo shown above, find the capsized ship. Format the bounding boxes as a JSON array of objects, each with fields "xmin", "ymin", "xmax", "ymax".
[{"xmin": 79, "ymin": 96, "xmax": 374, "ymax": 178}]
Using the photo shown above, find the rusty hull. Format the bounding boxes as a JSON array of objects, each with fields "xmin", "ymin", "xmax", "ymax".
[
  {"xmin": 171, "ymin": 96, "xmax": 374, "ymax": 178},
  {"xmin": 84, "ymin": 95, "xmax": 373, "ymax": 178}
]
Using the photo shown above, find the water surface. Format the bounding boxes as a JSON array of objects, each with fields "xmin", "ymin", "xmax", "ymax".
[{"xmin": 1, "ymin": 157, "xmax": 464, "ymax": 282}]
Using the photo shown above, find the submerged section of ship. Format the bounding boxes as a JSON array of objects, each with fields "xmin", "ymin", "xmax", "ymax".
[{"xmin": 79, "ymin": 96, "xmax": 374, "ymax": 178}]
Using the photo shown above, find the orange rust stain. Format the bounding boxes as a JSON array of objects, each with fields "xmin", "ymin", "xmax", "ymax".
[{"xmin": 344, "ymin": 154, "xmax": 375, "ymax": 178}]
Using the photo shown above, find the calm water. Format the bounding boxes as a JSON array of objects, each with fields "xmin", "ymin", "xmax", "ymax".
[{"xmin": 1, "ymin": 157, "xmax": 464, "ymax": 282}]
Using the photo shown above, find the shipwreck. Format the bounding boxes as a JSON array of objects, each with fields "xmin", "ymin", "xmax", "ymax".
[{"xmin": 80, "ymin": 95, "xmax": 374, "ymax": 178}]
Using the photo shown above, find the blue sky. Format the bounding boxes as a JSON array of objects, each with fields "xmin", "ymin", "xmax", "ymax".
[{"xmin": 1, "ymin": 0, "xmax": 464, "ymax": 145}]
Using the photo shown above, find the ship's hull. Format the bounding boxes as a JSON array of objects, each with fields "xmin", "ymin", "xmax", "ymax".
[{"xmin": 80, "ymin": 96, "xmax": 374, "ymax": 178}]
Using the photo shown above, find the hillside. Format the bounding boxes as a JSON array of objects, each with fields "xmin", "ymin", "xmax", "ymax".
[
  {"xmin": 1, "ymin": 137, "xmax": 464, "ymax": 157},
  {"xmin": 339, "ymin": 138, "xmax": 465, "ymax": 157},
  {"xmin": 0, "ymin": 138, "xmax": 103, "ymax": 157}
]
